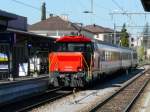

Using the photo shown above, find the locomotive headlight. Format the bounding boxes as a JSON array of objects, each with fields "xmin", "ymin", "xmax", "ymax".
[
  {"xmin": 55, "ymin": 68, "xmax": 58, "ymax": 71},
  {"xmin": 78, "ymin": 67, "xmax": 82, "ymax": 72}
]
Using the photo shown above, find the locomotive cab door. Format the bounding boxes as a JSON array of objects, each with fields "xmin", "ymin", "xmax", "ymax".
[
  {"xmin": 83, "ymin": 43, "xmax": 94, "ymax": 67},
  {"xmin": 92, "ymin": 42, "xmax": 100, "ymax": 79}
]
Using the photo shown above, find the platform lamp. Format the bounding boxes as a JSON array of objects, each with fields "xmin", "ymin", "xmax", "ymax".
[{"xmin": 83, "ymin": 0, "xmax": 94, "ymax": 23}]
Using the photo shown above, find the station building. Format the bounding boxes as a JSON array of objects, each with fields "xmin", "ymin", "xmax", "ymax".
[
  {"xmin": 28, "ymin": 15, "xmax": 78, "ymax": 38},
  {"xmin": 141, "ymin": 0, "xmax": 150, "ymax": 60},
  {"xmin": 81, "ymin": 24, "xmax": 119, "ymax": 45},
  {"xmin": 0, "ymin": 10, "xmax": 55, "ymax": 80}
]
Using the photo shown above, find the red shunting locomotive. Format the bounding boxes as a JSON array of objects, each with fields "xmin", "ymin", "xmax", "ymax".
[{"xmin": 49, "ymin": 35, "xmax": 93, "ymax": 87}]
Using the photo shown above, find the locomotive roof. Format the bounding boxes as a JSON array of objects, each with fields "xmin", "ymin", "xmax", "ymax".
[{"xmin": 56, "ymin": 35, "xmax": 92, "ymax": 43}]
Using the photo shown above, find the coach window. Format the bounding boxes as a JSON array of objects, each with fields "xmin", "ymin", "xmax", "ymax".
[
  {"xmin": 129, "ymin": 53, "xmax": 131, "ymax": 59},
  {"xmin": 126, "ymin": 53, "xmax": 128, "ymax": 60},
  {"xmin": 108, "ymin": 51, "xmax": 110, "ymax": 61},
  {"xmin": 117, "ymin": 52, "xmax": 119, "ymax": 61},
  {"xmin": 123, "ymin": 53, "xmax": 125, "ymax": 60},
  {"xmin": 109, "ymin": 51, "xmax": 111, "ymax": 61},
  {"xmin": 133, "ymin": 53, "xmax": 137, "ymax": 59},
  {"xmin": 111, "ymin": 52, "xmax": 113, "ymax": 61},
  {"xmin": 122, "ymin": 53, "xmax": 124, "ymax": 60},
  {"xmin": 112, "ymin": 52, "xmax": 114, "ymax": 61},
  {"xmin": 107, "ymin": 51, "xmax": 109, "ymax": 61},
  {"xmin": 110, "ymin": 51, "xmax": 112, "ymax": 61},
  {"xmin": 102, "ymin": 51, "xmax": 105, "ymax": 61},
  {"xmin": 118, "ymin": 52, "xmax": 120, "ymax": 60},
  {"xmin": 94, "ymin": 43, "xmax": 98, "ymax": 51},
  {"xmin": 127, "ymin": 53, "xmax": 128, "ymax": 60},
  {"xmin": 116, "ymin": 52, "xmax": 118, "ymax": 61},
  {"xmin": 104, "ymin": 51, "xmax": 106, "ymax": 61},
  {"xmin": 113, "ymin": 52, "xmax": 115, "ymax": 61},
  {"xmin": 114, "ymin": 52, "xmax": 116, "ymax": 61},
  {"xmin": 115, "ymin": 52, "xmax": 117, "ymax": 61},
  {"xmin": 125, "ymin": 53, "xmax": 126, "ymax": 60},
  {"xmin": 106, "ymin": 51, "xmax": 108, "ymax": 61},
  {"xmin": 116, "ymin": 52, "xmax": 118, "ymax": 60},
  {"xmin": 105, "ymin": 51, "xmax": 107, "ymax": 61},
  {"xmin": 124, "ymin": 53, "xmax": 126, "ymax": 60},
  {"xmin": 117, "ymin": 52, "xmax": 119, "ymax": 60}
]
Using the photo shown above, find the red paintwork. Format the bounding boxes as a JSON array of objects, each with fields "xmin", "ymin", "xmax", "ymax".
[
  {"xmin": 56, "ymin": 35, "xmax": 91, "ymax": 43},
  {"xmin": 49, "ymin": 52, "xmax": 83, "ymax": 72}
]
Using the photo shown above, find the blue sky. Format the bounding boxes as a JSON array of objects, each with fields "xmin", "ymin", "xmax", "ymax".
[{"xmin": 0, "ymin": 0, "xmax": 149, "ymax": 36}]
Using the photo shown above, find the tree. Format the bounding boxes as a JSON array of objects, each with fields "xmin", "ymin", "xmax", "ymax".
[
  {"xmin": 120, "ymin": 23, "xmax": 129, "ymax": 47},
  {"xmin": 41, "ymin": 2, "xmax": 46, "ymax": 21},
  {"xmin": 137, "ymin": 40, "xmax": 145, "ymax": 61},
  {"xmin": 142, "ymin": 22, "xmax": 150, "ymax": 49}
]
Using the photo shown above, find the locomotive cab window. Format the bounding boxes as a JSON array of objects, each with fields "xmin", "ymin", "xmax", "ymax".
[{"xmin": 55, "ymin": 42, "xmax": 93, "ymax": 52}]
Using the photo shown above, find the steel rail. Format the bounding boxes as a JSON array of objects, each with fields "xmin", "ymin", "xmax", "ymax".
[
  {"xmin": 0, "ymin": 86, "xmax": 71, "ymax": 112},
  {"xmin": 16, "ymin": 91, "xmax": 72, "ymax": 112},
  {"xmin": 123, "ymin": 75, "xmax": 150, "ymax": 112},
  {"xmin": 89, "ymin": 69, "xmax": 148, "ymax": 112}
]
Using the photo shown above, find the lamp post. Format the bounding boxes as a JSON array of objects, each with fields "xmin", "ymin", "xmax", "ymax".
[
  {"xmin": 83, "ymin": 0, "xmax": 94, "ymax": 24},
  {"xmin": 83, "ymin": 0, "xmax": 93, "ymax": 14}
]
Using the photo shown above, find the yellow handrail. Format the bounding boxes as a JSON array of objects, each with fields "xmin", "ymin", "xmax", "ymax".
[{"xmin": 82, "ymin": 54, "xmax": 92, "ymax": 79}]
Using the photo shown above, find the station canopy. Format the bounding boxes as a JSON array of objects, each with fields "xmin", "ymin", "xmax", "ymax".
[
  {"xmin": 141, "ymin": 0, "xmax": 150, "ymax": 11},
  {"xmin": 0, "ymin": 10, "xmax": 16, "ymax": 31}
]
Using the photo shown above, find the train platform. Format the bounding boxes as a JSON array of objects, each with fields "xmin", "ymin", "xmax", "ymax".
[
  {"xmin": 0, "ymin": 74, "xmax": 48, "ymax": 84},
  {"xmin": 0, "ymin": 75, "xmax": 49, "ymax": 107}
]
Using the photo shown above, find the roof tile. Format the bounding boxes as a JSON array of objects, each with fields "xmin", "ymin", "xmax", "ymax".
[{"xmin": 28, "ymin": 16, "xmax": 76, "ymax": 31}]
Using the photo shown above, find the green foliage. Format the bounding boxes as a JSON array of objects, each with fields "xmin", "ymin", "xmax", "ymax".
[
  {"xmin": 142, "ymin": 22, "xmax": 150, "ymax": 49},
  {"xmin": 41, "ymin": 2, "xmax": 46, "ymax": 21},
  {"xmin": 120, "ymin": 23, "xmax": 129, "ymax": 47},
  {"xmin": 137, "ymin": 45, "xmax": 144, "ymax": 61}
]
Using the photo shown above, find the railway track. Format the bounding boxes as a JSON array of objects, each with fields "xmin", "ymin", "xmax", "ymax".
[
  {"xmin": 90, "ymin": 69, "xmax": 150, "ymax": 112},
  {"xmin": 0, "ymin": 87, "xmax": 72, "ymax": 112}
]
